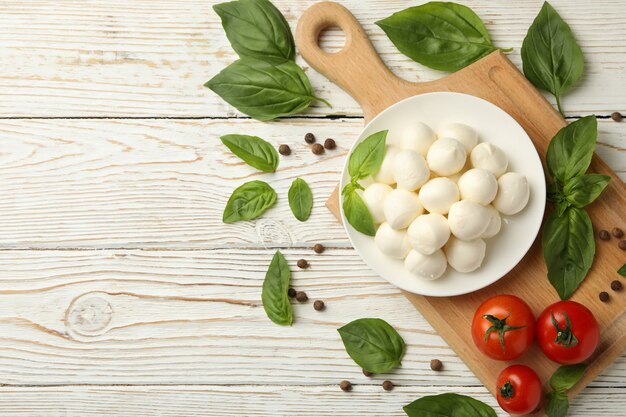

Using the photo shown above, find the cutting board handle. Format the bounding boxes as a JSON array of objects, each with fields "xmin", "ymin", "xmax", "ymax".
[{"xmin": 296, "ymin": 1, "xmax": 409, "ymax": 120}]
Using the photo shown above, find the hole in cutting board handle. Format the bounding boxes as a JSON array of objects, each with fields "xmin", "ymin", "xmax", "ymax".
[{"xmin": 317, "ymin": 26, "xmax": 346, "ymax": 54}]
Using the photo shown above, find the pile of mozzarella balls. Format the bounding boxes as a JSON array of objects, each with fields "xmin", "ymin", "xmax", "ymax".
[{"xmin": 361, "ymin": 122, "xmax": 530, "ymax": 281}]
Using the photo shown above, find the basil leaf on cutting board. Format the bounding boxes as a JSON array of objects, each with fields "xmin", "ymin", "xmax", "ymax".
[
  {"xmin": 563, "ymin": 174, "xmax": 610, "ymax": 208},
  {"xmin": 342, "ymin": 187, "xmax": 376, "ymax": 237},
  {"xmin": 262, "ymin": 251, "xmax": 292, "ymax": 326},
  {"xmin": 213, "ymin": 0, "xmax": 295, "ymax": 63},
  {"xmin": 221, "ymin": 134, "xmax": 279, "ymax": 172},
  {"xmin": 546, "ymin": 116, "xmax": 597, "ymax": 185},
  {"xmin": 337, "ymin": 318, "xmax": 406, "ymax": 373},
  {"xmin": 542, "ymin": 207, "xmax": 595, "ymax": 300},
  {"xmin": 550, "ymin": 364, "xmax": 586, "ymax": 392},
  {"xmin": 546, "ymin": 392, "xmax": 569, "ymax": 417},
  {"xmin": 205, "ymin": 58, "xmax": 330, "ymax": 121},
  {"xmin": 376, "ymin": 2, "xmax": 498, "ymax": 72},
  {"xmin": 288, "ymin": 178, "xmax": 313, "ymax": 222},
  {"xmin": 619, "ymin": 264, "xmax": 626, "ymax": 277},
  {"xmin": 223, "ymin": 180, "xmax": 277, "ymax": 223},
  {"xmin": 403, "ymin": 393, "xmax": 497, "ymax": 417},
  {"xmin": 521, "ymin": 1, "xmax": 584, "ymax": 116},
  {"xmin": 348, "ymin": 130, "xmax": 388, "ymax": 180}
]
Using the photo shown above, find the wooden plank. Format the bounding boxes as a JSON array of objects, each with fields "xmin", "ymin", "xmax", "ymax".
[
  {"xmin": 0, "ymin": 248, "xmax": 623, "ymax": 386},
  {"xmin": 0, "ymin": 0, "xmax": 624, "ymax": 117},
  {"xmin": 0, "ymin": 118, "xmax": 623, "ymax": 249}
]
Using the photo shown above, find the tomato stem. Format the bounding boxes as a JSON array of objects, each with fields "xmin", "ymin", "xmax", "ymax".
[
  {"xmin": 483, "ymin": 313, "xmax": 527, "ymax": 352},
  {"xmin": 551, "ymin": 311, "xmax": 579, "ymax": 348},
  {"xmin": 500, "ymin": 381, "xmax": 515, "ymax": 399}
]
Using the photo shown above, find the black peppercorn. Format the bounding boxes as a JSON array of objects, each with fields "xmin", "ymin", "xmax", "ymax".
[
  {"xmin": 339, "ymin": 380, "xmax": 352, "ymax": 392},
  {"xmin": 278, "ymin": 144, "xmax": 291, "ymax": 156},
  {"xmin": 611, "ymin": 112, "xmax": 623, "ymax": 122},
  {"xmin": 297, "ymin": 259, "xmax": 309, "ymax": 269},
  {"xmin": 311, "ymin": 143, "xmax": 324, "ymax": 155},
  {"xmin": 599, "ymin": 291, "xmax": 609, "ymax": 302},
  {"xmin": 362, "ymin": 369, "xmax": 373, "ymax": 377},
  {"xmin": 612, "ymin": 227, "xmax": 624, "ymax": 238},
  {"xmin": 619, "ymin": 240, "xmax": 626, "ymax": 250},
  {"xmin": 287, "ymin": 288, "xmax": 297, "ymax": 298},
  {"xmin": 611, "ymin": 280, "xmax": 623, "ymax": 291},
  {"xmin": 313, "ymin": 300, "xmax": 325, "ymax": 311},
  {"xmin": 304, "ymin": 132, "xmax": 316, "ymax": 144},
  {"xmin": 324, "ymin": 138, "xmax": 336, "ymax": 150},
  {"xmin": 382, "ymin": 380, "xmax": 394, "ymax": 391},
  {"xmin": 295, "ymin": 291, "xmax": 308, "ymax": 302},
  {"xmin": 314, "ymin": 243, "xmax": 325, "ymax": 254},
  {"xmin": 430, "ymin": 359, "xmax": 443, "ymax": 371},
  {"xmin": 599, "ymin": 230, "xmax": 611, "ymax": 241}
]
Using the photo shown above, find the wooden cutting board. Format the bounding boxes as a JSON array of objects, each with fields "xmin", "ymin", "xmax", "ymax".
[{"xmin": 296, "ymin": 2, "xmax": 626, "ymax": 413}]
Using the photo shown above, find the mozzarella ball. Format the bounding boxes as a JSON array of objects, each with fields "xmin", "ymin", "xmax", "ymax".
[
  {"xmin": 482, "ymin": 205, "xmax": 502, "ymax": 239},
  {"xmin": 393, "ymin": 150, "xmax": 430, "ymax": 191},
  {"xmin": 385, "ymin": 129, "xmax": 401, "ymax": 147},
  {"xmin": 427, "ymin": 137, "xmax": 467, "ymax": 176},
  {"xmin": 383, "ymin": 189, "xmax": 423, "ymax": 229},
  {"xmin": 407, "ymin": 214, "xmax": 451, "ymax": 255},
  {"xmin": 448, "ymin": 200, "xmax": 491, "ymax": 241},
  {"xmin": 445, "ymin": 237, "xmax": 486, "ymax": 273},
  {"xmin": 405, "ymin": 249, "xmax": 447, "ymax": 280},
  {"xmin": 457, "ymin": 168, "xmax": 498, "ymax": 205},
  {"xmin": 400, "ymin": 122, "xmax": 436, "ymax": 157},
  {"xmin": 373, "ymin": 146, "xmax": 400, "ymax": 185},
  {"xmin": 470, "ymin": 143, "xmax": 508, "ymax": 177},
  {"xmin": 493, "ymin": 172, "xmax": 530, "ymax": 215},
  {"xmin": 418, "ymin": 177, "xmax": 460, "ymax": 215},
  {"xmin": 362, "ymin": 183, "xmax": 393, "ymax": 224},
  {"xmin": 438, "ymin": 123, "xmax": 478, "ymax": 153},
  {"xmin": 375, "ymin": 223, "xmax": 411, "ymax": 259}
]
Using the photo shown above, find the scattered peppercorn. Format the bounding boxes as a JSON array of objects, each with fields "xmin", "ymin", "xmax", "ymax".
[
  {"xmin": 312, "ymin": 143, "xmax": 324, "ymax": 155},
  {"xmin": 611, "ymin": 112, "xmax": 623, "ymax": 122},
  {"xmin": 362, "ymin": 369, "xmax": 373, "ymax": 377},
  {"xmin": 304, "ymin": 132, "xmax": 316, "ymax": 144},
  {"xmin": 314, "ymin": 243, "xmax": 325, "ymax": 254},
  {"xmin": 599, "ymin": 291, "xmax": 609, "ymax": 302},
  {"xmin": 612, "ymin": 227, "xmax": 624, "ymax": 238},
  {"xmin": 295, "ymin": 291, "xmax": 308, "ymax": 302},
  {"xmin": 324, "ymin": 138, "xmax": 336, "ymax": 150},
  {"xmin": 430, "ymin": 359, "xmax": 443, "ymax": 371},
  {"xmin": 339, "ymin": 380, "xmax": 352, "ymax": 392},
  {"xmin": 288, "ymin": 288, "xmax": 297, "ymax": 298},
  {"xmin": 619, "ymin": 240, "xmax": 626, "ymax": 250},
  {"xmin": 382, "ymin": 380, "xmax": 394, "ymax": 391},
  {"xmin": 313, "ymin": 300, "xmax": 325, "ymax": 311},
  {"xmin": 611, "ymin": 280, "xmax": 623, "ymax": 291},
  {"xmin": 297, "ymin": 259, "xmax": 309, "ymax": 269},
  {"xmin": 278, "ymin": 144, "xmax": 291, "ymax": 156},
  {"xmin": 599, "ymin": 230, "xmax": 611, "ymax": 241}
]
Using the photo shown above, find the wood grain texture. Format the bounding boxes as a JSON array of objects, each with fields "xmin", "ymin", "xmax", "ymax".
[{"xmin": 0, "ymin": 0, "xmax": 623, "ymax": 116}]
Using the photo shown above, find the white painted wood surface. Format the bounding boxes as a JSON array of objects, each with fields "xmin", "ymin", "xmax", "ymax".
[{"xmin": 0, "ymin": 0, "xmax": 624, "ymax": 416}]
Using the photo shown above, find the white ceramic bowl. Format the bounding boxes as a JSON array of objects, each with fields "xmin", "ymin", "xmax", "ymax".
[{"xmin": 339, "ymin": 92, "xmax": 545, "ymax": 297}]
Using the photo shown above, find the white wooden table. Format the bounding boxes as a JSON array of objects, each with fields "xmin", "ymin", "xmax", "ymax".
[{"xmin": 0, "ymin": 1, "xmax": 624, "ymax": 415}]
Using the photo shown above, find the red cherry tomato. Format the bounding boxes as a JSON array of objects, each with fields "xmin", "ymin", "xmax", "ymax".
[
  {"xmin": 496, "ymin": 365, "xmax": 542, "ymax": 415},
  {"xmin": 472, "ymin": 295, "xmax": 535, "ymax": 361},
  {"xmin": 536, "ymin": 301, "xmax": 599, "ymax": 364}
]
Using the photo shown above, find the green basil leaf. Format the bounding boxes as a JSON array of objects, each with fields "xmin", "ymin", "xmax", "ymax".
[
  {"xmin": 213, "ymin": 0, "xmax": 295, "ymax": 63},
  {"xmin": 262, "ymin": 251, "xmax": 292, "ymax": 326},
  {"xmin": 546, "ymin": 391, "xmax": 569, "ymax": 417},
  {"xmin": 403, "ymin": 393, "xmax": 497, "ymax": 417},
  {"xmin": 521, "ymin": 1, "xmax": 584, "ymax": 115},
  {"xmin": 223, "ymin": 180, "xmax": 277, "ymax": 223},
  {"xmin": 205, "ymin": 58, "xmax": 329, "ymax": 121},
  {"xmin": 546, "ymin": 116, "xmax": 597, "ymax": 184},
  {"xmin": 555, "ymin": 200, "xmax": 569, "ymax": 218},
  {"xmin": 288, "ymin": 178, "xmax": 313, "ymax": 222},
  {"xmin": 337, "ymin": 318, "xmax": 406, "ymax": 373},
  {"xmin": 619, "ymin": 264, "xmax": 626, "ymax": 277},
  {"xmin": 221, "ymin": 134, "xmax": 279, "ymax": 173},
  {"xmin": 542, "ymin": 206, "xmax": 595, "ymax": 300},
  {"xmin": 550, "ymin": 364, "xmax": 586, "ymax": 392},
  {"xmin": 342, "ymin": 187, "xmax": 376, "ymax": 237},
  {"xmin": 348, "ymin": 130, "xmax": 388, "ymax": 180},
  {"xmin": 563, "ymin": 174, "xmax": 610, "ymax": 208},
  {"xmin": 376, "ymin": 2, "xmax": 497, "ymax": 72}
]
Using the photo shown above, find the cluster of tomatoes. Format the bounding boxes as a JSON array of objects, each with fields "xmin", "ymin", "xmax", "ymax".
[{"xmin": 471, "ymin": 295, "xmax": 599, "ymax": 415}]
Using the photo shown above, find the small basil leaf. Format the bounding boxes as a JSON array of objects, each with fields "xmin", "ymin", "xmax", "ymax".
[
  {"xmin": 546, "ymin": 391, "xmax": 569, "ymax": 417},
  {"xmin": 342, "ymin": 187, "xmax": 376, "ymax": 237},
  {"xmin": 348, "ymin": 130, "xmax": 388, "ymax": 180},
  {"xmin": 262, "ymin": 251, "xmax": 292, "ymax": 326},
  {"xmin": 563, "ymin": 174, "xmax": 610, "ymax": 208},
  {"xmin": 542, "ymin": 207, "xmax": 595, "ymax": 300},
  {"xmin": 213, "ymin": 0, "xmax": 295, "ymax": 63},
  {"xmin": 338, "ymin": 318, "xmax": 406, "ymax": 373},
  {"xmin": 206, "ymin": 58, "xmax": 329, "ymax": 121},
  {"xmin": 288, "ymin": 178, "xmax": 313, "ymax": 222},
  {"xmin": 555, "ymin": 200, "xmax": 569, "ymax": 218},
  {"xmin": 521, "ymin": 1, "xmax": 584, "ymax": 115},
  {"xmin": 546, "ymin": 116, "xmax": 597, "ymax": 184},
  {"xmin": 223, "ymin": 180, "xmax": 277, "ymax": 223},
  {"xmin": 550, "ymin": 364, "xmax": 586, "ymax": 392},
  {"xmin": 376, "ymin": 2, "xmax": 497, "ymax": 72},
  {"xmin": 403, "ymin": 393, "xmax": 497, "ymax": 417},
  {"xmin": 619, "ymin": 264, "xmax": 626, "ymax": 277},
  {"xmin": 221, "ymin": 134, "xmax": 279, "ymax": 173}
]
